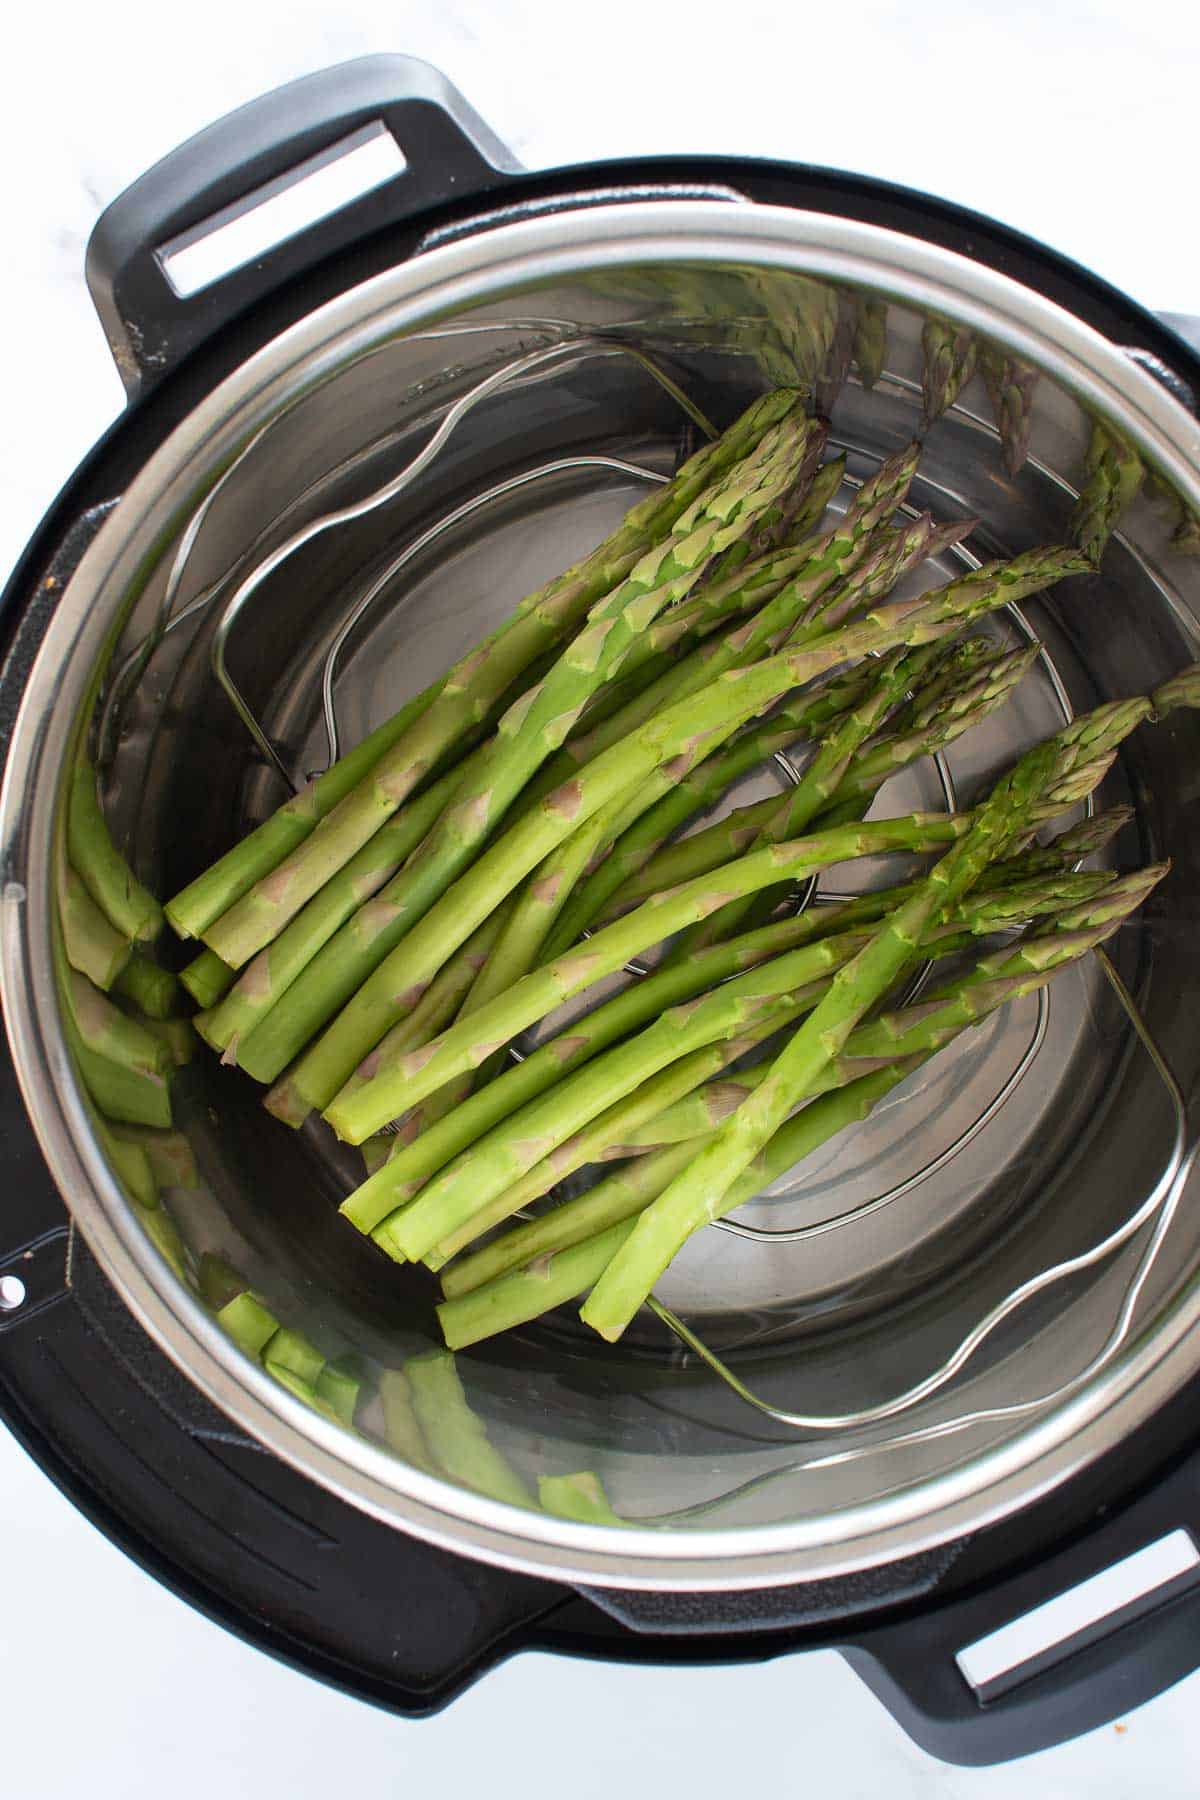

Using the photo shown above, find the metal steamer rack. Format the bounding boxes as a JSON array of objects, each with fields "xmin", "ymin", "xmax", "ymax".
[{"xmin": 98, "ymin": 327, "xmax": 1194, "ymax": 1468}]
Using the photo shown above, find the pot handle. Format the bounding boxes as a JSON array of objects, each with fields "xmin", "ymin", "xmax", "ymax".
[
  {"xmin": 843, "ymin": 1449, "xmax": 1200, "ymax": 1765},
  {"xmin": 85, "ymin": 55, "xmax": 521, "ymax": 400}
]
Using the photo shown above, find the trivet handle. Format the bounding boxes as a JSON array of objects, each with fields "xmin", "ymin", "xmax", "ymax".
[{"xmin": 84, "ymin": 55, "xmax": 521, "ymax": 401}]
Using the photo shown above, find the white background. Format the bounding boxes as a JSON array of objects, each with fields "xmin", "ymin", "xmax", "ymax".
[{"xmin": 2, "ymin": 0, "xmax": 1199, "ymax": 1790}]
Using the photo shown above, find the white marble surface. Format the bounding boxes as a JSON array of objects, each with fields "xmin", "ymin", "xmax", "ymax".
[{"xmin": 3, "ymin": 1, "xmax": 1200, "ymax": 1791}]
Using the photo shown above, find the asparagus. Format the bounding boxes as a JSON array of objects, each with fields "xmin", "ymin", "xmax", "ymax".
[
  {"xmin": 169, "ymin": 394, "xmax": 799, "ymax": 942},
  {"xmin": 275, "ymin": 542, "xmax": 1087, "ymax": 1117},
  {"xmin": 113, "ymin": 952, "xmax": 180, "ymax": 1020},
  {"xmin": 669, "ymin": 642, "xmax": 1038, "ymax": 961},
  {"xmin": 339, "ymin": 814, "xmax": 1111, "ymax": 1237},
  {"xmin": 59, "ymin": 858, "xmax": 132, "ymax": 991},
  {"xmin": 68, "ymin": 763, "xmax": 163, "ymax": 943},
  {"xmin": 97, "ymin": 1115, "xmax": 158, "ymax": 1209},
  {"xmin": 383, "ymin": 866, "xmax": 1113, "ymax": 1268},
  {"xmin": 165, "ymin": 682, "xmax": 444, "ymax": 940},
  {"xmin": 196, "ymin": 758, "xmax": 471, "ymax": 1055},
  {"xmin": 1070, "ymin": 420, "xmax": 1145, "ymax": 566},
  {"xmin": 405, "ymin": 1352, "xmax": 535, "ymax": 1508},
  {"xmin": 438, "ymin": 872, "xmax": 1151, "ymax": 1323},
  {"xmin": 538, "ymin": 1472, "xmax": 625, "ymax": 1525},
  {"xmin": 336, "ymin": 861, "xmax": 973, "ymax": 1236},
  {"xmin": 316, "ymin": 1356, "xmax": 363, "ymax": 1426},
  {"xmin": 782, "ymin": 454, "xmax": 847, "ymax": 541},
  {"xmin": 815, "ymin": 293, "xmax": 857, "ymax": 416},
  {"xmin": 325, "ymin": 811, "xmax": 972, "ymax": 1146},
  {"xmin": 853, "ymin": 297, "xmax": 888, "ymax": 390},
  {"xmin": 140, "ymin": 1016, "xmax": 196, "ymax": 1067},
  {"xmin": 921, "ymin": 320, "xmax": 979, "ymax": 427},
  {"xmin": 180, "ymin": 946, "xmax": 236, "ymax": 1008},
  {"xmin": 204, "ymin": 399, "xmax": 809, "ymax": 969},
  {"xmin": 110, "ymin": 1125, "xmax": 200, "ymax": 1188},
  {"xmin": 415, "ymin": 989, "xmax": 828, "ymax": 1272},
  {"xmin": 544, "ymin": 514, "xmax": 979, "ymax": 962},
  {"xmin": 539, "ymin": 441, "xmax": 922, "ymax": 786},
  {"xmin": 275, "ymin": 905, "xmax": 513, "ymax": 1125},
  {"xmin": 438, "ymin": 1064, "xmax": 914, "ymax": 1350},
  {"xmin": 579, "ymin": 707, "xmax": 1160, "ymax": 1340},
  {"xmin": 981, "ymin": 346, "xmax": 1039, "ymax": 476},
  {"xmin": 378, "ymin": 1367, "xmax": 437, "ymax": 1471}
]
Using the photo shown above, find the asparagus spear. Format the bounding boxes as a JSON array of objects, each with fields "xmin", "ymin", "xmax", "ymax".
[
  {"xmin": 113, "ymin": 952, "xmax": 180, "ymax": 1021},
  {"xmin": 921, "ymin": 320, "xmax": 979, "ymax": 428},
  {"xmin": 579, "ymin": 707, "xmax": 1161, "ymax": 1340},
  {"xmin": 196, "ymin": 757, "xmax": 473, "ymax": 1055},
  {"xmin": 336, "ymin": 812, "xmax": 1116, "ymax": 1237},
  {"xmin": 537, "ymin": 442, "xmax": 922, "ymax": 787},
  {"xmin": 384, "ymin": 866, "xmax": 1114, "ymax": 1268},
  {"xmin": 541, "ymin": 516, "xmax": 978, "ymax": 961},
  {"xmin": 438, "ymin": 1064, "xmax": 915, "ymax": 1350},
  {"xmin": 1070, "ymin": 420, "xmax": 1145, "ymax": 566},
  {"xmin": 980, "ymin": 346, "xmax": 1039, "ymax": 476},
  {"xmin": 439, "ymin": 872, "xmax": 1156, "ymax": 1330},
  {"xmin": 204, "ymin": 401, "xmax": 810, "ymax": 969},
  {"xmin": 378, "ymin": 1367, "xmax": 437, "ymax": 1471},
  {"xmin": 781, "ymin": 454, "xmax": 846, "ymax": 541},
  {"xmin": 180, "ymin": 946, "xmax": 236, "ymax": 1008},
  {"xmin": 167, "ymin": 393, "xmax": 799, "ymax": 943},
  {"xmin": 271, "ymin": 544, "xmax": 1087, "ymax": 1117},
  {"xmin": 68, "ymin": 763, "xmax": 163, "ymax": 943},
  {"xmin": 323, "ymin": 811, "xmax": 972, "ymax": 1146},
  {"xmin": 538, "ymin": 1471, "xmax": 626, "ymax": 1525},
  {"xmin": 139, "ymin": 1016, "xmax": 196, "ymax": 1067},
  {"xmin": 59, "ymin": 858, "xmax": 132, "ymax": 991},
  {"xmin": 853, "ymin": 297, "xmax": 888, "ymax": 390},
  {"xmin": 671, "ymin": 642, "xmax": 1039, "ymax": 960},
  {"xmin": 405, "ymin": 1352, "xmax": 535, "ymax": 1508},
  {"xmin": 815, "ymin": 293, "xmax": 857, "ymax": 416},
  {"xmin": 97, "ymin": 1115, "xmax": 158, "ymax": 1209},
  {"xmin": 110, "ymin": 1125, "xmax": 200, "ymax": 1188}
]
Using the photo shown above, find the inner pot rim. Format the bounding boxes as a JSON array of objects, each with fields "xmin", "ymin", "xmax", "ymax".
[{"xmin": 3, "ymin": 197, "xmax": 1200, "ymax": 1591}]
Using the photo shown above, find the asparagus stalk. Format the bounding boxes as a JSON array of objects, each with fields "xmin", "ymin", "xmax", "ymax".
[
  {"xmin": 439, "ymin": 872, "xmax": 1153, "ymax": 1325},
  {"xmin": 921, "ymin": 320, "xmax": 979, "ymax": 427},
  {"xmin": 168, "ymin": 394, "xmax": 799, "ymax": 943},
  {"xmin": 59, "ymin": 858, "xmax": 132, "ymax": 991},
  {"xmin": 378, "ymin": 1367, "xmax": 437, "ymax": 1471},
  {"xmin": 782, "ymin": 454, "xmax": 847, "ymax": 541},
  {"xmin": 204, "ymin": 401, "xmax": 809, "ymax": 969},
  {"xmin": 196, "ymin": 757, "xmax": 471, "ymax": 1055},
  {"xmin": 538, "ymin": 1471, "xmax": 626, "ymax": 1524},
  {"xmin": 981, "ymin": 346, "xmax": 1039, "ymax": 476},
  {"xmin": 113, "ymin": 952, "xmax": 180, "ymax": 1021},
  {"xmin": 336, "ymin": 857, "xmax": 972, "ymax": 1236},
  {"xmin": 538, "ymin": 441, "xmax": 922, "ymax": 787},
  {"xmin": 579, "ymin": 706, "xmax": 1161, "ymax": 1340},
  {"xmin": 272, "ymin": 543, "xmax": 1087, "ymax": 1117},
  {"xmin": 670, "ymin": 642, "xmax": 1038, "ymax": 960},
  {"xmin": 405, "ymin": 1352, "xmax": 535, "ymax": 1508},
  {"xmin": 540, "ymin": 515, "xmax": 977, "ymax": 961},
  {"xmin": 110, "ymin": 1125, "xmax": 200, "ymax": 1188},
  {"xmin": 438, "ymin": 1063, "xmax": 915, "ymax": 1349},
  {"xmin": 68, "ymin": 763, "xmax": 163, "ymax": 943},
  {"xmin": 853, "ymin": 297, "xmax": 888, "ymax": 390},
  {"xmin": 97, "ymin": 1114, "xmax": 158, "ymax": 1209},
  {"xmin": 815, "ymin": 293, "xmax": 857, "ymax": 416},
  {"xmin": 416, "ymin": 989, "xmax": 829, "ymax": 1271},
  {"xmin": 385, "ymin": 865, "xmax": 1114, "ymax": 1268},
  {"xmin": 337, "ymin": 814, "xmax": 1113, "ymax": 1237},
  {"xmin": 140, "ymin": 1016, "xmax": 196, "ymax": 1067},
  {"xmin": 1070, "ymin": 420, "xmax": 1145, "ymax": 566},
  {"xmin": 324, "ymin": 811, "xmax": 973, "ymax": 1146},
  {"xmin": 180, "ymin": 946, "xmax": 236, "ymax": 1008}
]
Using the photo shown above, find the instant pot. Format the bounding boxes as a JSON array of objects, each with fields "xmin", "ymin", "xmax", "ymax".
[{"xmin": 3, "ymin": 54, "xmax": 1200, "ymax": 1765}]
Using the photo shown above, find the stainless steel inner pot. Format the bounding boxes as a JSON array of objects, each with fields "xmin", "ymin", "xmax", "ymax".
[{"xmin": 4, "ymin": 202, "xmax": 1200, "ymax": 1590}]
